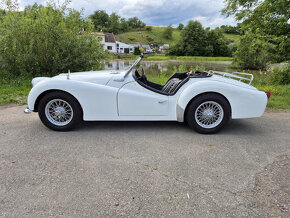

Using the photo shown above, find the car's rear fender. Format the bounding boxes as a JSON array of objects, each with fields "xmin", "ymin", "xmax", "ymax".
[{"xmin": 176, "ymin": 80, "xmax": 267, "ymax": 122}]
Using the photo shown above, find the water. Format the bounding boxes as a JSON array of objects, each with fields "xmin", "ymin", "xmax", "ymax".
[{"xmin": 104, "ymin": 59, "xmax": 264, "ymax": 82}]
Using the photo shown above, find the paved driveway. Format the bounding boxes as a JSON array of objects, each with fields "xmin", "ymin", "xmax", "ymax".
[{"xmin": 0, "ymin": 105, "xmax": 289, "ymax": 217}]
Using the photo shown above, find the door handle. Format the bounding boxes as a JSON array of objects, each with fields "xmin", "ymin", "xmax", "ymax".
[{"xmin": 158, "ymin": 100, "xmax": 168, "ymax": 104}]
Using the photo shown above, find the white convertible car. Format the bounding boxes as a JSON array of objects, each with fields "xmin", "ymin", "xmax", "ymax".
[{"xmin": 25, "ymin": 55, "xmax": 270, "ymax": 134}]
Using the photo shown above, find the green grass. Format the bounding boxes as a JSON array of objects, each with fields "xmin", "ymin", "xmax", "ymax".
[
  {"xmin": 146, "ymin": 55, "xmax": 233, "ymax": 61},
  {"xmin": 115, "ymin": 27, "xmax": 181, "ymax": 46},
  {"xmin": 254, "ymin": 84, "xmax": 290, "ymax": 109},
  {"xmin": 115, "ymin": 27, "xmax": 240, "ymax": 46},
  {"xmin": 0, "ymin": 76, "xmax": 32, "ymax": 105},
  {"xmin": 224, "ymin": 33, "xmax": 240, "ymax": 43},
  {"xmin": 110, "ymin": 54, "xmax": 233, "ymax": 61},
  {"xmin": 1, "ymin": 73, "xmax": 289, "ymax": 110}
]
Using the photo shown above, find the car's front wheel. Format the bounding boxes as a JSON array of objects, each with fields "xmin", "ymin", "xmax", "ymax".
[
  {"xmin": 186, "ymin": 93, "xmax": 231, "ymax": 134},
  {"xmin": 38, "ymin": 91, "xmax": 82, "ymax": 131}
]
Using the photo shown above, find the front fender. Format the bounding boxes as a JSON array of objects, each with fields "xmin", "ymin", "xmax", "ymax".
[
  {"xmin": 177, "ymin": 80, "xmax": 267, "ymax": 121},
  {"xmin": 28, "ymin": 79, "xmax": 119, "ymax": 120}
]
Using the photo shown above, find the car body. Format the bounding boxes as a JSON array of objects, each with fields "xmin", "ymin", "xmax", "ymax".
[{"xmin": 25, "ymin": 55, "xmax": 269, "ymax": 133}]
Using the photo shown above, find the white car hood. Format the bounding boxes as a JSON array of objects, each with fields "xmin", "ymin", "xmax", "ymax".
[
  {"xmin": 55, "ymin": 70, "xmax": 124, "ymax": 85},
  {"xmin": 32, "ymin": 70, "xmax": 125, "ymax": 87}
]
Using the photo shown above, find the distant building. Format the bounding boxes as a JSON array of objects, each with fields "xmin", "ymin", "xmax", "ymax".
[
  {"xmin": 159, "ymin": 44, "xmax": 170, "ymax": 54},
  {"xmin": 92, "ymin": 32, "xmax": 134, "ymax": 54},
  {"xmin": 116, "ymin": 41, "xmax": 134, "ymax": 54},
  {"xmin": 92, "ymin": 32, "xmax": 117, "ymax": 53},
  {"xmin": 129, "ymin": 43, "xmax": 152, "ymax": 53},
  {"xmin": 160, "ymin": 44, "xmax": 170, "ymax": 50}
]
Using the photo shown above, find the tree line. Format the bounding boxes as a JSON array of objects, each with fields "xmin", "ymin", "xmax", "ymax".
[
  {"xmin": 0, "ymin": 2, "xmax": 105, "ymax": 77},
  {"xmin": 169, "ymin": 21, "xmax": 232, "ymax": 57},
  {"xmin": 89, "ymin": 10, "xmax": 145, "ymax": 34}
]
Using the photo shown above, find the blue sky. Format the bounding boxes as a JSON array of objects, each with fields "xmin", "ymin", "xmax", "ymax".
[{"xmin": 19, "ymin": 0, "xmax": 237, "ymax": 28}]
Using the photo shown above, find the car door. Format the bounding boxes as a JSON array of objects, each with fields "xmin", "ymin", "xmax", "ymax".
[{"xmin": 118, "ymin": 81, "xmax": 169, "ymax": 116}]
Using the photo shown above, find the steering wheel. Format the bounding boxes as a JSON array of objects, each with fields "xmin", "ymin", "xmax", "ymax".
[{"xmin": 140, "ymin": 66, "xmax": 147, "ymax": 83}]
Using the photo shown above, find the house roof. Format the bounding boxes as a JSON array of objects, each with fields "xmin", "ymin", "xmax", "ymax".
[
  {"xmin": 91, "ymin": 32, "xmax": 105, "ymax": 36},
  {"xmin": 105, "ymin": 33, "xmax": 116, "ymax": 43}
]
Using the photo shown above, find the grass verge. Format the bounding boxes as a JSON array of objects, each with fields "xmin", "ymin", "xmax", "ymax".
[
  {"xmin": 0, "ymin": 76, "xmax": 32, "ymax": 105},
  {"xmin": 1, "ymin": 75, "xmax": 289, "ymax": 110},
  {"xmin": 110, "ymin": 54, "xmax": 233, "ymax": 61}
]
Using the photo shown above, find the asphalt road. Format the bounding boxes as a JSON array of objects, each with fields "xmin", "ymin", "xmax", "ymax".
[{"xmin": 0, "ymin": 105, "xmax": 289, "ymax": 217}]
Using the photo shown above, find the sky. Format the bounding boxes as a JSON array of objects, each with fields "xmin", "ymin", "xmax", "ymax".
[{"xmin": 19, "ymin": 0, "xmax": 237, "ymax": 28}]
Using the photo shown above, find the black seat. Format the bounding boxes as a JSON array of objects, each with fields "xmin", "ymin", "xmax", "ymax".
[{"xmin": 161, "ymin": 78, "xmax": 182, "ymax": 94}]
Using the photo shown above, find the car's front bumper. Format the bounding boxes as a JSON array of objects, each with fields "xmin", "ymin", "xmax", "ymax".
[{"xmin": 24, "ymin": 107, "xmax": 32, "ymax": 114}]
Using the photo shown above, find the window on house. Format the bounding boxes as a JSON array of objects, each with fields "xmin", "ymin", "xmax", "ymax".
[{"xmin": 107, "ymin": 46, "xmax": 112, "ymax": 50}]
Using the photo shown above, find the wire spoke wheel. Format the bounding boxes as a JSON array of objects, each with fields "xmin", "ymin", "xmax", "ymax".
[
  {"xmin": 195, "ymin": 101, "xmax": 224, "ymax": 129},
  {"xmin": 45, "ymin": 99, "xmax": 74, "ymax": 126}
]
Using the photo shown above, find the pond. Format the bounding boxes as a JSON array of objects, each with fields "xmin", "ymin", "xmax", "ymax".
[{"xmin": 104, "ymin": 59, "xmax": 263, "ymax": 84}]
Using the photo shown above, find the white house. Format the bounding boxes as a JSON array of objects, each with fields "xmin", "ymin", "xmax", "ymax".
[
  {"xmin": 116, "ymin": 41, "xmax": 134, "ymax": 54},
  {"xmin": 92, "ymin": 32, "xmax": 136, "ymax": 54},
  {"xmin": 92, "ymin": 32, "xmax": 118, "ymax": 53}
]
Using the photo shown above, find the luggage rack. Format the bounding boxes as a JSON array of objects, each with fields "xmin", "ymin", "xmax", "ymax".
[{"xmin": 208, "ymin": 70, "xmax": 254, "ymax": 85}]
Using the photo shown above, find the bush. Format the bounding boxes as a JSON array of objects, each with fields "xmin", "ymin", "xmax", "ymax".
[
  {"xmin": 0, "ymin": 3, "xmax": 105, "ymax": 77},
  {"xmin": 163, "ymin": 25, "xmax": 173, "ymax": 39},
  {"xmin": 268, "ymin": 64, "xmax": 290, "ymax": 85},
  {"xmin": 145, "ymin": 26, "xmax": 152, "ymax": 31},
  {"xmin": 128, "ymin": 37, "xmax": 136, "ymax": 41},
  {"xmin": 233, "ymin": 31, "xmax": 274, "ymax": 70},
  {"xmin": 134, "ymin": 47, "xmax": 141, "ymax": 55}
]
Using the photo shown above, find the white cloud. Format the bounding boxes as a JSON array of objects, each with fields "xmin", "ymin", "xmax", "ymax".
[{"xmin": 19, "ymin": 0, "xmax": 237, "ymax": 28}]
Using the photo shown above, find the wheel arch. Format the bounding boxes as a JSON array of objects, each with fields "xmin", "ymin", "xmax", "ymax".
[
  {"xmin": 182, "ymin": 92, "xmax": 232, "ymax": 122},
  {"xmin": 33, "ymin": 89, "xmax": 84, "ymax": 117}
]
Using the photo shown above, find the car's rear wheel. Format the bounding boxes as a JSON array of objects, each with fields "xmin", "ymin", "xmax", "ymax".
[
  {"xmin": 38, "ymin": 91, "xmax": 82, "ymax": 131},
  {"xmin": 186, "ymin": 93, "xmax": 231, "ymax": 134}
]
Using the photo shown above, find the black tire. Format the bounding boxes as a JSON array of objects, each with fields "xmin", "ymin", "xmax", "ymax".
[
  {"xmin": 38, "ymin": 91, "xmax": 82, "ymax": 131},
  {"xmin": 186, "ymin": 93, "xmax": 231, "ymax": 134}
]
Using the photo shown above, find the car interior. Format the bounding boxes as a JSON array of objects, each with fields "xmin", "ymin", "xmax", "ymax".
[{"xmin": 133, "ymin": 66, "xmax": 212, "ymax": 96}]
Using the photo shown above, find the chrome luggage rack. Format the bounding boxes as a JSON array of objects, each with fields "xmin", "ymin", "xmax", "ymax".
[{"xmin": 208, "ymin": 70, "xmax": 254, "ymax": 85}]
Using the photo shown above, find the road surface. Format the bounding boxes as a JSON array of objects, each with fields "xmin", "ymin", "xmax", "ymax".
[{"xmin": 0, "ymin": 105, "xmax": 289, "ymax": 217}]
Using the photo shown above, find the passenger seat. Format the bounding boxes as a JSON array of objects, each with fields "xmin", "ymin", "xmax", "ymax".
[{"xmin": 161, "ymin": 78, "xmax": 182, "ymax": 94}]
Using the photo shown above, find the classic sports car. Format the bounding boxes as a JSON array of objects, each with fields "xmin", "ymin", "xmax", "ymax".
[{"xmin": 25, "ymin": 55, "xmax": 270, "ymax": 134}]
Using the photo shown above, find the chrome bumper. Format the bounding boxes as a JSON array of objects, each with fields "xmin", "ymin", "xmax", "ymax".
[{"xmin": 24, "ymin": 107, "xmax": 32, "ymax": 114}]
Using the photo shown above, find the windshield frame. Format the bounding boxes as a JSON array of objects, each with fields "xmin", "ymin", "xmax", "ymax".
[{"xmin": 124, "ymin": 54, "xmax": 144, "ymax": 78}]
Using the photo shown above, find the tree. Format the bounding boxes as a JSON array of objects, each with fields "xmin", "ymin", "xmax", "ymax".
[
  {"xmin": 107, "ymin": 12, "xmax": 120, "ymax": 33},
  {"xmin": 222, "ymin": 0, "xmax": 289, "ymax": 36},
  {"xmin": 206, "ymin": 29, "xmax": 231, "ymax": 57},
  {"xmin": 0, "ymin": 1, "xmax": 105, "ymax": 77},
  {"xmin": 0, "ymin": 0, "xmax": 19, "ymax": 11},
  {"xmin": 219, "ymin": 25, "xmax": 240, "ymax": 34},
  {"xmin": 233, "ymin": 31, "xmax": 275, "ymax": 70},
  {"xmin": 177, "ymin": 23, "xmax": 184, "ymax": 30},
  {"xmin": 170, "ymin": 21, "xmax": 207, "ymax": 56},
  {"xmin": 120, "ymin": 17, "xmax": 129, "ymax": 32},
  {"xmin": 127, "ymin": 17, "xmax": 145, "ymax": 29},
  {"xmin": 163, "ymin": 24, "xmax": 173, "ymax": 39},
  {"xmin": 222, "ymin": 0, "xmax": 290, "ymax": 68},
  {"xmin": 134, "ymin": 47, "xmax": 141, "ymax": 55},
  {"xmin": 89, "ymin": 10, "xmax": 109, "ymax": 30}
]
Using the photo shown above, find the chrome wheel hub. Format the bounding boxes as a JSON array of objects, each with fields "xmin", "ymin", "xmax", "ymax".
[
  {"xmin": 195, "ymin": 101, "xmax": 224, "ymax": 129},
  {"xmin": 45, "ymin": 99, "xmax": 73, "ymax": 126}
]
